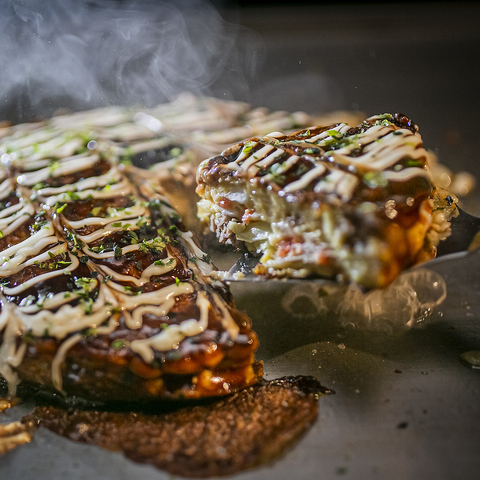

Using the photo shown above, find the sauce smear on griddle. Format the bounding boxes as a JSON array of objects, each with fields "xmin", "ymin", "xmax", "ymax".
[{"xmin": 19, "ymin": 376, "xmax": 332, "ymax": 478}]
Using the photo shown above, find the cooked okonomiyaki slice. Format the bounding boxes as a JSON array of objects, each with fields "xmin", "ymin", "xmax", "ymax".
[
  {"xmin": 0, "ymin": 136, "xmax": 260, "ymax": 402},
  {"xmin": 196, "ymin": 113, "xmax": 457, "ymax": 289}
]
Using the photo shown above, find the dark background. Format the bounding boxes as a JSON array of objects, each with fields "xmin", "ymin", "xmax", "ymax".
[{"xmin": 226, "ymin": 2, "xmax": 480, "ymax": 193}]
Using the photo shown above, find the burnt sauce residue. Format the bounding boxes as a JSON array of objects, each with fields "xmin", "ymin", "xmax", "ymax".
[{"xmin": 22, "ymin": 376, "xmax": 332, "ymax": 478}]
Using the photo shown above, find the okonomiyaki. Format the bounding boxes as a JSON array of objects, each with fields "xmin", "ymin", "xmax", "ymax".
[
  {"xmin": 0, "ymin": 121, "xmax": 260, "ymax": 402},
  {"xmin": 196, "ymin": 113, "xmax": 458, "ymax": 289}
]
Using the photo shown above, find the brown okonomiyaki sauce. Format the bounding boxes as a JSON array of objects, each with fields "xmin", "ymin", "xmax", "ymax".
[{"xmin": 20, "ymin": 376, "xmax": 333, "ymax": 478}]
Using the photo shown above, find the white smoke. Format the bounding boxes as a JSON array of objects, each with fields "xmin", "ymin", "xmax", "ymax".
[{"xmin": 0, "ymin": 0, "xmax": 263, "ymax": 121}]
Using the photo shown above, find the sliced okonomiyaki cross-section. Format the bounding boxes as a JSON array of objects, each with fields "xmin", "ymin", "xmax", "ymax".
[
  {"xmin": 196, "ymin": 113, "xmax": 457, "ymax": 289},
  {"xmin": 0, "ymin": 132, "xmax": 260, "ymax": 402}
]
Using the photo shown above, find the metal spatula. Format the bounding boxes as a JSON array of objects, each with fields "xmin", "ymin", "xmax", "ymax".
[{"xmin": 436, "ymin": 208, "xmax": 480, "ymax": 256}]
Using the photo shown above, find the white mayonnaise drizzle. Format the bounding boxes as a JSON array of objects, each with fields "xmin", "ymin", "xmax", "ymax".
[
  {"xmin": 14, "ymin": 137, "xmax": 84, "ymax": 165},
  {"xmin": 308, "ymin": 123, "xmax": 347, "ymax": 142},
  {"xmin": 0, "ymin": 199, "xmax": 24, "ymax": 220},
  {"xmin": 2, "ymin": 127, "xmax": 58, "ymax": 153},
  {"xmin": 227, "ymin": 119, "xmax": 432, "ymax": 202},
  {"xmin": 97, "ymin": 257, "xmax": 177, "ymax": 287},
  {"xmin": 1, "ymin": 227, "xmax": 60, "ymax": 274},
  {"xmin": 50, "ymin": 314, "xmax": 119, "ymax": 391},
  {"xmin": 255, "ymin": 148, "xmax": 285, "ymax": 169},
  {"xmin": 178, "ymin": 230, "xmax": 214, "ymax": 276},
  {"xmin": 16, "ymin": 152, "xmax": 99, "ymax": 187},
  {"xmin": 50, "ymin": 333, "xmax": 83, "ymax": 390},
  {"xmin": 283, "ymin": 164, "xmax": 326, "ymax": 193},
  {"xmin": 327, "ymin": 126, "xmax": 428, "ymax": 175},
  {"xmin": 8, "ymin": 283, "xmax": 115, "ymax": 339},
  {"xmin": 241, "ymin": 145, "xmax": 274, "ymax": 171},
  {"xmin": 211, "ymin": 292, "xmax": 239, "ymax": 340},
  {"xmin": 0, "ymin": 301, "xmax": 26, "ymax": 395},
  {"xmin": 0, "ymin": 178, "xmax": 13, "ymax": 200},
  {"xmin": 0, "ymin": 200, "xmax": 34, "ymax": 237},
  {"xmin": 2, "ymin": 254, "xmax": 78, "ymax": 296},
  {"xmin": 234, "ymin": 141, "xmax": 258, "ymax": 164},
  {"xmin": 105, "ymin": 280, "xmax": 193, "ymax": 330},
  {"xmin": 130, "ymin": 290, "xmax": 211, "ymax": 363},
  {"xmin": 39, "ymin": 168, "xmax": 126, "ymax": 205},
  {"xmin": 314, "ymin": 169, "xmax": 359, "ymax": 202},
  {"xmin": 115, "ymin": 281, "xmax": 193, "ymax": 310}
]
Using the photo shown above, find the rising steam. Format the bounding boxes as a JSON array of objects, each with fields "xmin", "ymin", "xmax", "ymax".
[{"xmin": 0, "ymin": 0, "xmax": 262, "ymax": 122}]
